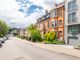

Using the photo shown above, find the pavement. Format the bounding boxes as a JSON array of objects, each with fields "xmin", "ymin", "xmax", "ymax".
[
  {"xmin": 0, "ymin": 37, "xmax": 80, "ymax": 60},
  {"xmin": 16, "ymin": 37, "xmax": 80, "ymax": 58}
]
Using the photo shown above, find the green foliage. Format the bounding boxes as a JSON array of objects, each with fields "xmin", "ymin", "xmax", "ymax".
[
  {"xmin": 53, "ymin": 40, "xmax": 59, "ymax": 44},
  {"xmin": 17, "ymin": 35, "xmax": 21, "ymax": 38},
  {"xmin": 44, "ymin": 32, "xmax": 64, "ymax": 44},
  {"xmin": 17, "ymin": 35, "xmax": 26, "ymax": 39},
  {"xmin": 0, "ymin": 20, "xmax": 9, "ymax": 37},
  {"xmin": 58, "ymin": 40, "xmax": 65, "ymax": 44},
  {"xmin": 74, "ymin": 44, "xmax": 80, "ymax": 50},
  {"xmin": 13, "ymin": 31, "xmax": 18, "ymax": 35},
  {"xmin": 44, "ymin": 41, "xmax": 53, "ymax": 44},
  {"xmin": 28, "ymin": 25, "xmax": 42, "ymax": 42},
  {"xmin": 76, "ymin": 44, "xmax": 80, "ymax": 48},
  {"xmin": 21, "ymin": 36, "xmax": 26, "ymax": 39},
  {"xmin": 53, "ymin": 40, "xmax": 65, "ymax": 44},
  {"xmin": 44, "ymin": 32, "xmax": 56, "ymax": 43},
  {"xmin": 28, "ymin": 37, "xmax": 31, "ymax": 41}
]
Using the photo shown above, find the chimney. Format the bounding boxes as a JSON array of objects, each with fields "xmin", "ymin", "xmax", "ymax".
[
  {"xmin": 55, "ymin": 3, "xmax": 57, "ymax": 7},
  {"xmin": 45, "ymin": 10, "xmax": 48, "ymax": 15}
]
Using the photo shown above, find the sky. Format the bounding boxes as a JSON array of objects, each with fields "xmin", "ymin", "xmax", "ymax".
[{"xmin": 0, "ymin": 0, "xmax": 64, "ymax": 28}]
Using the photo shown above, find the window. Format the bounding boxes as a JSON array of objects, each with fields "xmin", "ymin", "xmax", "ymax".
[
  {"xmin": 68, "ymin": 12, "xmax": 76, "ymax": 23},
  {"xmin": 72, "ymin": 0, "xmax": 76, "ymax": 11},
  {"xmin": 52, "ymin": 21, "xmax": 54, "ymax": 27},
  {"xmin": 55, "ymin": 21, "xmax": 57, "ymax": 27},
  {"xmin": 68, "ymin": 0, "xmax": 76, "ymax": 12},
  {"xmin": 46, "ymin": 14, "xmax": 50, "ymax": 18},
  {"xmin": 68, "ymin": 14, "xmax": 72, "ymax": 23},
  {"xmin": 68, "ymin": 2, "xmax": 72, "ymax": 12},
  {"xmin": 41, "ymin": 16, "xmax": 45, "ymax": 20},
  {"xmin": 72, "ymin": 12, "xmax": 76, "ymax": 22},
  {"xmin": 58, "ymin": 10, "xmax": 62, "ymax": 17},
  {"xmin": 43, "ymin": 23, "xmax": 46, "ymax": 31},
  {"xmin": 78, "ymin": 25, "xmax": 80, "ymax": 33},
  {"xmin": 68, "ymin": 25, "xmax": 78, "ymax": 34},
  {"xmin": 59, "ymin": 31, "xmax": 62, "ymax": 37},
  {"xmin": 47, "ymin": 21, "xmax": 50, "ymax": 28},
  {"xmin": 51, "ymin": 10, "xmax": 57, "ymax": 18},
  {"xmin": 58, "ymin": 20, "xmax": 62, "ymax": 27},
  {"xmin": 52, "ymin": 21, "xmax": 57, "ymax": 27}
]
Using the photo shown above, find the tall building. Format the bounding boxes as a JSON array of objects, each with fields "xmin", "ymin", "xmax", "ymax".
[
  {"xmin": 50, "ymin": 2, "xmax": 65, "ymax": 40},
  {"xmin": 65, "ymin": 0, "xmax": 80, "ymax": 46}
]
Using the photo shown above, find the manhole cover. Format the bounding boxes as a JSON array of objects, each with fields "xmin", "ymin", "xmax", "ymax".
[{"xmin": 15, "ymin": 57, "xmax": 26, "ymax": 60}]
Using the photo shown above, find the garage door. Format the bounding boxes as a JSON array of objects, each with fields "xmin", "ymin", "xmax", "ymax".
[{"xmin": 68, "ymin": 37, "xmax": 78, "ymax": 46}]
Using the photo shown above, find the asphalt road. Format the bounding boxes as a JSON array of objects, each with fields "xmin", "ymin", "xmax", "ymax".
[{"xmin": 0, "ymin": 37, "xmax": 80, "ymax": 60}]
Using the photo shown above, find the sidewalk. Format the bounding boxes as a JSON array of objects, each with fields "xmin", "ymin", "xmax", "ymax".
[{"xmin": 16, "ymin": 37, "xmax": 80, "ymax": 58}]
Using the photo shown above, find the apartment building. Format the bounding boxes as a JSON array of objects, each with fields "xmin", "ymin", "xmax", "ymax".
[
  {"xmin": 37, "ymin": 13, "xmax": 51, "ymax": 37},
  {"xmin": 65, "ymin": 0, "xmax": 80, "ymax": 46},
  {"xmin": 50, "ymin": 2, "xmax": 65, "ymax": 40}
]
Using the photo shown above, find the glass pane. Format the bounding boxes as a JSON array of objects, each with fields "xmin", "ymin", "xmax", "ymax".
[{"xmin": 72, "ymin": 12, "xmax": 76, "ymax": 23}]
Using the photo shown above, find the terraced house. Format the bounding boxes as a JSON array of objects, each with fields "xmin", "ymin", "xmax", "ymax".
[
  {"xmin": 50, "ymin": 2, "xmax": 65, "ymax": 40},
  {"xmin": 37, "ymin": 12, "xmax": 51, "ymax": 37},
  {"xmin": 65, "ymin": 0, "xmax": 80, "ymax": 46}
]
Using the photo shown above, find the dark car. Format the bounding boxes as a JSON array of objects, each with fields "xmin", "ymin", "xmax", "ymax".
[{"xmin": 0, "ymin": 40, "xmax": 2, "ymax": 47}]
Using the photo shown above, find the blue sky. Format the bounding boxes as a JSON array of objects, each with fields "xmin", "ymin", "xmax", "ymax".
[
  {"xmin": 0, "ymin": 0, "xmax": 64, "ymax": 28},
  {"xmin": 16, "ymin": 0, "xmax": 64, "ymax": 17}
]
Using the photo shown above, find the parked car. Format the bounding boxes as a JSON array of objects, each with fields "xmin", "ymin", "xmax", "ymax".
[
  {"xmin": 5, "ymin": 35, "xmax": 9, "ymax": 40},
  {"xmin": 0, "ymin": 38, "xmax": 4, "ymax": 43},
  {"xmin": 3, "ymin": 37, "xmax": 7, "ymax": 41},
  {"xmin": 0, "ymin": 40, "xmax": 2, "ymax": 47}
]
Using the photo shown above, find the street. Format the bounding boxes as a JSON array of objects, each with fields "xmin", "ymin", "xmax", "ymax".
[{"xmin": 0, "ymin": 37, "xmax": 80, "ymax": 60}]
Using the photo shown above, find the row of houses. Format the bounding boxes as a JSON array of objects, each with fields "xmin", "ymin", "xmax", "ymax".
[
  {"xmin": 36, "ymin": 0, "xmax": 80, "ymax": 46},
  {"xmin": 17, "ymin": 28, "xmax": 28, "ymax": 37}
]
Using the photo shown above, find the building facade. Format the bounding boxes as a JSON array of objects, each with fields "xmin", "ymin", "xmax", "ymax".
[
  {"xmin": 37, "ymin": 13, "xmax": 51, "ymax": 37},
  {"xmin": 65, "ymin": 0, "xmax": 80, "ymax": 46},
  {"xmin": 50, "ymin": 2, "xmax": 65, "ymax": 40},
  {"xmin": 18, "ymin": 28, "xmax": 28, "ymax": 37}
]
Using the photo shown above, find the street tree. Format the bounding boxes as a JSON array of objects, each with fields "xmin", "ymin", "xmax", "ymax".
[
  {"xmin": 27, "ymin": 24, "xmax": 42, "ymax": 42},
  {"xmin": 0, "ymin": 20, "xmax": 9, "ymax": 37}
]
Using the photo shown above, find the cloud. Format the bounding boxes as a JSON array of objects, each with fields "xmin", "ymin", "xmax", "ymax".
[
  {"xmin": 16, "ymin": 0, "xmax": 44, "ymax": 16},
  {"xmin": 0, "ymin": 0, "xmax": 64, "ymax": 28}
]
